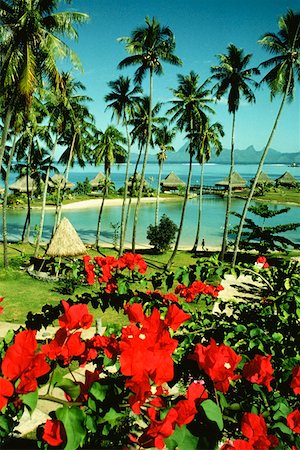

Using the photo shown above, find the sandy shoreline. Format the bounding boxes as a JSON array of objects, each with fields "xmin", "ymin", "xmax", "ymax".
[{"xmin": 37, "ymin": 196, "xmax": 181, "ymax": 211}]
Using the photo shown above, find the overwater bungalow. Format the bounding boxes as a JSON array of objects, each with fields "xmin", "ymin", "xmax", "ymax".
[
  {"xmin": 48, "ymin": 174, "xmax": 74, "ymax": 192},
  {"xmin": 215, "ymin": 171, "xmax": 247, "ymax": 191},
  {"xmin": 250, "ymin": 171, "xmax": 275, "ymax": 186},
  {"xmin": 89, "ymin": 172, "xmax": 105, "ymax": 191},
  {"xmin": 275, "ymin": 171, "xmax": 299, "ymax": 188},
  {"xmin": 9, "ymin": 175, "xmax": 36, "ymax": 193},
  {"xmin": 161, "ymin": 171, "xmax": 186, "ymax": 192}
]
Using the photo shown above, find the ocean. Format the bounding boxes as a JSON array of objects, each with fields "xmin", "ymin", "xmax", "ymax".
[{"xmin": 1, "ymin": 162, "xmax": 299, "ymax": 247}]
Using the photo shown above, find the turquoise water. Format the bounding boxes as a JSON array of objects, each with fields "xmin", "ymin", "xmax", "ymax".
[{"xmin": 1, "ymin": 163, "xmax": 300, "ymax": 247}]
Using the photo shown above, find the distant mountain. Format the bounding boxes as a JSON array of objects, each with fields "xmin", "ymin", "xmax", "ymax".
[{"xmin": 131, "ymin": 144, "xmax": 300, "ymax": 165}]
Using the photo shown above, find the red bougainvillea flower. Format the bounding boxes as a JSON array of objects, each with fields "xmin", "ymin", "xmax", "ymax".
[
  {"xmin": 146, "ymin": 290, "xmax": 179, "ymax": 304},
  {"xmin": 287, "ymin": 409, "xmax": 300, "ymax": 433},
  {"xmin": 241, "ymin": 412, "xmax": 279, "ymax": 449},
  {"xmin": 118, "ymin": 252, "xmax": 147, "ymax": 274},
  {"xmin": 120, "ymin": 305, "xmax": 187, "ymax": 413},
  {"xmin": 58, "ymin": 300, "xmax": 93, "ymax": 330},
  {"xmin": 83, "ymin": 255, "xmax": 95, "ymax": 285},
  {"xmin": 255, "ymin": 256, "xmax": 269, "ymax": 269},
  {"xmin": 42, "ymin": 419, "xmax": 65, "ymax": 447},
  {"xmin": 175, "ymin": 280, "xmax": 223, "ymax": 302},
  {"xmin": 94, "ymin": 255, "xmax": 118, "ymax": 283},
  {"xmin": 242, "ymin": 354, "xmax": 274, "ymax": 392},
  {"xmin": 220, "ymin": 440, "xmax": 254, "ymax": 450},
  {"xmin": 0, "ymin": 296, "xmax": 4, "ymax": 314},
  {"xmin": 291, "ymin": 366, "xmax": 300, "ymax": 395},
  {"xmin": 0, "ymin": 378, "xmax": 14, "ymax": 411},
  {"xmin": 190, "ymin": 339, "xmax": 241, "ymax": 392},
  {"xmin": 1, "ymin": 330, "xmax": 51, "ymax": 395},
  {"xmin": 138, "ymin": 407, "xmax": 178, "ymax": 450},
  {"xmin": 41, "ymin": 328, "xmax": 86, "ymax": 366},
  {"xmin": 164, "ymin": 304, "xmax": 191, "ymax": 331}
]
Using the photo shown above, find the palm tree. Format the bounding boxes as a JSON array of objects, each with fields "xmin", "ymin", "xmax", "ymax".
[
  {"xmin": 233, "ymin": 10, "xmax": 300, "ymax": 265},
  {"xmin": 104, "ymin": 76, "xmax": 142, "ymax": 256},
  {"xmin": 166, "ymin": 71, "xmax": 214, "ymax": 270},
  {"xmin": 210, "ymin": 44, "xmax": 259, "ymax": 261},
  {"xmin": 118, "ymin": 16, "xmax": 182, "ymax": 252},
  {"xmin": 93, "ymin": 125, "xmax": 127, "ymax": 250},
  {"xmin": 0, "ymin": 0, "xmax": 89, "ymax": 170},
  {"xmin": 55, "ymin": 76, "xmax": 95, "ymax": 230},
  {"xmin": 192, "ymin": 120, "xmax": 224, "ymax": 253},
  {"xmin": 154, "ymin": 124, "xmax": 176, "ymax": 226}
]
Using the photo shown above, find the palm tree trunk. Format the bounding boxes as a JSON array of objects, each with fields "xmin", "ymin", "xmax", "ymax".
[
  {"xmin": 219, "ymin": 112, "xmax": 236, "ymax": 261},
  {"xmin": 22, "ymin": 141, "xmax": 33, "ymax": 243},
  {"xmin": 95, "ymin": 169, "xmax": 109, "ymax": 250},
  {"xmin": 119, "ymin": 116, "xmax": 131, "ymax": 256},
  {"xmin": 122, "ymin": 145, "xmax": 143, "ymax": 252},
  {"xmin": 155, "ymin": 159, "xmax": 163, "ymax": 227},
  {"xmin": 34, "ymin": 139, "xmax": 58, "ymax": 257},
  {"xmin": 232, "ymin": 70, "xmax": 292, "ymax": 266},
  {"xmin": 0, "ymin": 105, "xmax": 12, "ymax": 171},
  {"xmin": 56, "ymin": 132, "xmax": 77, "ymax": 228},
  {"xmin": 2, "ymin": 136, "xmax": 17, "ymax": 268},
  {"xmin": 166, "ymin": 151, "xmax": 193, "ymax": 271},
  {"xmin": 132, "ymin": 69, "xmax": 153, "ymax": 253},
  {"xmin": 192, "ymin": 160, "xmax": 205, "ymax": 253}
]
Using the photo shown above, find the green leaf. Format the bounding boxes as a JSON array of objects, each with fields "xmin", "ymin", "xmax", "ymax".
[
  {"xmin": 284, "ymin": 278, "xmax": 291, "ymax": 290},
  {"xmin": 201, "ymin": 399, "xmax": 223, "ymax": 430},
  {"xmin": 165, "ymin": 424, "xmax": 199, "ymax": 450},
  {"xmin": 0, "ymin": 415, "xmax": 10, "ymax": 434},
  {"xmin": 55, "ymin": 378, "xmax": 81, "ymax": 402},
  {"xmin": 56, "ymin": 405, "xmax": 86, "ymax": 450},
  {"xmin": 272, "ymin": 422, "xmax": 292, "ymax": 435},
  {"xmin": 90, "ymin": 382, "xmax": 109, "ymax": 402},
  {"xmin": 117, "ymin": 279, "xmax": 129, "ymax": 294},
  {"xmin": 21, "ymin": 390, "xmax": 38, "ymax": 415},
  {"xmin": 102, "ymin": 408, "xmax": 124, "ymax": 427},
  {"xmin": 272, "ymin": 332, "xmax": 283, "ymax": 342}
]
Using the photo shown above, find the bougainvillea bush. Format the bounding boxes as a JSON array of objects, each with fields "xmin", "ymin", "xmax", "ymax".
[{"xmin": 0, "ymin": 254, "xmax": 299, "ymax": 449}]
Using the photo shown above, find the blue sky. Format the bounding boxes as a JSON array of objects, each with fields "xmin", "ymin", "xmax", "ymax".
[{"xmin": 60, "ymin": 0, "xmax": 300, "ymax": 153}]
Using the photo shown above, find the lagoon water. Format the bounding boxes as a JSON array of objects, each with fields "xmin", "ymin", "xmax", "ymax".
[{"xmin": 1, "ymin": 162, "xmax": 300, "ymax": 248}]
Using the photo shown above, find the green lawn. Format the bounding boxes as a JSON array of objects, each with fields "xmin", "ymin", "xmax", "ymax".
[{"xmin": 0, "ymin": 243, "xmax": 197, "ymax": 325}]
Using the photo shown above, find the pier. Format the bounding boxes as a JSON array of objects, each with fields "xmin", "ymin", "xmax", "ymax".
[{"xmin": 190, "ymin": 185, "xmax": 225, "ymax": 195}]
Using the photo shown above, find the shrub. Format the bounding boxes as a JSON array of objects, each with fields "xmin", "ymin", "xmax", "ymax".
[{"xmin": 147, "ymin": 214, "xmax": 178, "ymax": 253}]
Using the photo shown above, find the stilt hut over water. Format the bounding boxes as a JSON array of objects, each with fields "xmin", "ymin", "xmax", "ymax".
[
  {"xmin": 47, "ymin": 217, "xmax": 86, "ymax": 258},
  {"xmin": 48, "ymin": 174, "xmax": 74, "ymax": 191},
  {"xmin": 9, "ymin": 175, "xmax": 36, "ymax": 193},
  {"xmin": 89, "ymin": 172, "xmax": 105, "ymax": 190},
  {"xmin": 215, "ymin": 171, "xmax": 247, "ymax": 191},
  {"xmin": 275, "ymin": 171, "xmax": 299, "ymax": 188},
  {"xmin": 250, "ymin": 171, "xmax": 275, "ymax": 186},
  {"xmin": 161, "ymin": 171, "xmax": 186, "ymax": 192}
]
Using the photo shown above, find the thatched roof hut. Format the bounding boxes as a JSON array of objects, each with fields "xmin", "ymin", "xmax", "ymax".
[
  {"xmin": 47, "ymin": 217, "xmax": 86, "ymax": 257},
  {"xmin": 161, "ymin": 171, "xmax": 186, "ymax": 192},
  {"xmin": 275, "ymin": 171, "xmax": 299, "ymax": 187},
  {"xmin": 48, "ymin": 174, "xmax": 74, "ymax": 190},
  {"xmin": 215, "ymin": 171, "xmax": 247, "ymax": 190},
  {"xmin": 250, "ymin": 172, "xmax": 275, "ymax": 185},
  {"xmin": 90, "ymin": 172, "xmax": 105, "ymax": 189},
  {"xmin": 9, "ymin": 175, "xmax": 36, "ymax": 193}
]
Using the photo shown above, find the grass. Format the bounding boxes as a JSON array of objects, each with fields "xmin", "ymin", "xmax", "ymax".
[
  {"xmin": 233, "ymin": 187, "xmax": 300, "ymax": 205},
  {"xmin": 0, "ymin": 242, "xmax": 197, "ymax": 325}
]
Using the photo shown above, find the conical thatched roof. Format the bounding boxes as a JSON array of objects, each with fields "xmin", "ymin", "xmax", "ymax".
[
  {"xmin": 275, "ymin": 171, "xmax": 299, "ymax": 186},
  {"xmin": 47, "ymin": 218, "xmax": 86, "ymax": 257},
  {"xmin": 48, "ymin": 174, "xmax": 74, "ymax": 189},
  {"xmin": 161, "ymin": 171, "xmax": 186, "ymax": 188},
  {"xmin": 250, "ymin": 171, "xmax": 275, "ymax": 185},
  {"xmin": 215, "ymin": 171, "xmax": 247, "ymax": 187},
  {"xmin": 90, "ymin": 172, "xmax": 105, "ymax": 188},
  {"xmin": 9, "ymin": 175, "xmax": 36, "ymax": 193}
]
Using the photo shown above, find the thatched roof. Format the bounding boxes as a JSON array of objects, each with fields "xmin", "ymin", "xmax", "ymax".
[
  {"xmin": 250, "ymin": 172, "xmax": 275, "ymax": 185},
  {"xmin": 275, "ymin": 171, "xmax": 299, "ymax": 186},
  {"xmin": 161, "ymin": 171, "xmax": 186, "ymax": 188},
  {"xmin": 46, "ymin": 217, "xmax": 86, "ymax": 257},
  {"xmin": 90, "ymin": 172, "xmax": 105, "ymax": 188},
  {"xmin": 48, "ymin": 174, "xmax": 74, "ymax": 189},
  {"xmin": 215, "ymin": 171, "xmax": 247, "ymax": 187},
  {"xmin": 9, "ymin": 175, "xmax": 36, "ymax": 193}
]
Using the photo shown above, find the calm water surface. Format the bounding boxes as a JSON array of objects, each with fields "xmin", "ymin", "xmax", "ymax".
[{"xmin": 2, "ymin": 163, "xmax": 300, "ymax": 247}]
